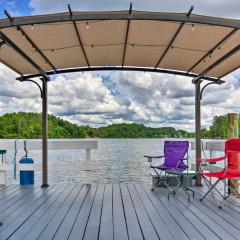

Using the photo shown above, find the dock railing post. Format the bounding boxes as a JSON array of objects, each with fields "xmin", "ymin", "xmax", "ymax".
[
  {"xmin": 41, "ymin": 77, "xmax": 49, "ymax": 188},
  {"xmin": 227, "ymin": 113, "xmax": 239, "ymax": 195},
  {"xmin": 86, "ymin": 149, "xmax": 91, "ymax": 161}
]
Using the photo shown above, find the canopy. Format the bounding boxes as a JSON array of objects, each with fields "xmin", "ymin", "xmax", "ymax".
[{"xmin": 1, "ymin": 8, "xmax": 240, "ymax": 81}]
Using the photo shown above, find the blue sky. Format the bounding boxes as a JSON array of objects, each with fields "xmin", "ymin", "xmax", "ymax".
[
  {"xmin": 2, "ymin": 0, "xmax": 240, "ymax": 18},
  {"xmin": 0, "ymin": 0, "xmax": 240, "ymax": 130},
  {"xmin": 0, "ymin": 0, "xmax": 32, "ymax": 18}
]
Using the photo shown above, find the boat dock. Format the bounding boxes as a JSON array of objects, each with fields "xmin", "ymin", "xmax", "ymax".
[{"xmin": 0, "ymin": 183, "xmax": 240, "ymax": 240}]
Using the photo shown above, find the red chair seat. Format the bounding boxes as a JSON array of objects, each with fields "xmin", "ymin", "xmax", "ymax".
[{"xmin": 201, "ymin": 169, "xmax": 240, "ymax": 179}]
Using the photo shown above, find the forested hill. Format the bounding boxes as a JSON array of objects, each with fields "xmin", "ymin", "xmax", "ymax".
[
  {"xmin": 201, "ymin": 114, "xmax": 240, "ymax": 139},
  {"xmin": 0, "ymin": 112, "xmax": 193, "ymax": 139},
  {"xmin": 0, "ymin": 112, "xmax": 237, "ymax": 139}
]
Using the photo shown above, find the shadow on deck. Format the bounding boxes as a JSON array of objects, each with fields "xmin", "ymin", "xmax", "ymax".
[{"xmin": 0, "ymin": 183, "xmax": 240, "ymax": 240}]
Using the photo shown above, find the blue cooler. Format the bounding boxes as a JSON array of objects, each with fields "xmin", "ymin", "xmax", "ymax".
[{"xmin": 19, "ymin": 157, "xmax": 34, "ymax": 185}]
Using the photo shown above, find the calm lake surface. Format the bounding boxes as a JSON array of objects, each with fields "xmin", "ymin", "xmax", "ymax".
[{"xmin": 4, "ymin": 138, "xmax": 221, "ymax": 184}]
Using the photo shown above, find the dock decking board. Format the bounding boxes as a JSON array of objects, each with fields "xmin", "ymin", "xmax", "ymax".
[
  {"xmin": 9, "ymin": 184, "xmax": 72, "ymax": 240},
  {"xmin": 0, "ymin": 183, "xmax": 240, "ymax": 240}
]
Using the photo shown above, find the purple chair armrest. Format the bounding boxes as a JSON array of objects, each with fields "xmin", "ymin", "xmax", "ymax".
[
  {"xmin": 144, "ymin": 155, "xmax": 165, "ymax": 158},
  {"xmin": 144, "ymin": 155, "xmax": 165, "ymax": 163}
]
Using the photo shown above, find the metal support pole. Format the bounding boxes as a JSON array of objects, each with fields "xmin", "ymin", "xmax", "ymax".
[
  {"xmin": 195, "ymin": 80, "xmax": 202, "ymax": 186},
  {"xmin": 41, "ymin": 78, "xmax": 49, "ymax": 188},
  {"xmin": 192, "ymin": 78, "xmax": 224, "ymax": 187}
]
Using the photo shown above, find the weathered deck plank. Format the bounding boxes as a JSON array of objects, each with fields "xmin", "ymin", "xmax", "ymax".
[
  {"xmin": 83, "ymin": 184, "xmax": 105, "ymax": 240},
  {"xmin": 68, "ymin": 184, "xmax": 97, "ymax": 240},
  {"xmin": 120, "ymin": 183, "xmax": 144, "ymax": 240},
  {"xmin": 53, "ymin": 184, "xmax": 89, "ymax": 240},
  {"xmin": 99, "ymin": 184, "xmax": 113, "ymax": 240},
  {"xmin": 175, "ymin": 189, "xmax": 237, "ymax": 240},
  {"xmin": 23, "ymin": 184, "xmax": 75, "ymax": 240},
  {"xmin": 112, "ymin": 184, "xmax": 128, "ymax": 240},
  {"xmin": 141, "ymin": 184, "xmax": 189, "ymax": 239},
  {"xmin": 0, "ymin": 185, "xmax": 56, "ymax": 239},
  {"xmin": 38, "ymin": 184, "xmax": 82, "ymax": 240},
  {"xmin": 0, "ymin": 183, "xmax": 240, "ymax": 240},
  {"xmin": 134, "ymin": 183, "xmax": 176, "ymax": 240},
  {"xmin": 8, "ymin": 184, "xmax": 70, "ymax": 240},
  {"xmin": 127, "ymin": 183, "xmax": 159, "ymax": 240}
]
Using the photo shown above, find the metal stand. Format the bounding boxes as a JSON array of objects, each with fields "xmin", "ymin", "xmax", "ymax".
[
  {"xmin": 193, "ymin": 79, "xmax": 224, "ymax": 186},
  {"xmin": 194, "ymin": 80, "xmax": 202, "ymax": 186},
  {"xmin": 41, "ymin": 78, "xmax": 49, "ymax": 188},
  {"xmin": 18, "ymin": 77, "xmax": 49, "ymax": 188}
]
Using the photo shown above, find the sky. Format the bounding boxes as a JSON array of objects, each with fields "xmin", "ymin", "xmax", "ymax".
[{"xmin": 0, "ymin": 0, "xmax": 240, "ymax": 131}]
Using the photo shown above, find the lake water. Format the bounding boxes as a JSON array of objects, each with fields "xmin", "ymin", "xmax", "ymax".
[{"xmin": 4, "ymin": 138, "xmax": 221, "ymax": 184}]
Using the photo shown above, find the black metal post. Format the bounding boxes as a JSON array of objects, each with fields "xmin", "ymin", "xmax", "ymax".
[
  {"xmin": 41, "ymin": 77, "xmax": 49, "ymax": 187},
  {"xmin": 193, "ymin": 79, "xmax": 225, "ymax": 186},
  {"xmin": 195, "ymin": 80, "xmax": 202, "ymax": 186}
]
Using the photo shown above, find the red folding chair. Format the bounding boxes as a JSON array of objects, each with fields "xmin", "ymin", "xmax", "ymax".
[{"xmin": 199, "ymin": 139, "xmax": 240, "ymax": 209}]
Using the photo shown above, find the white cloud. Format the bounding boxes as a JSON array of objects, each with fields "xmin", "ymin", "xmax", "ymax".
[
  {"xmin": 1, "ymin": 1, "xmax": 240, "ymax": 131},
  {"xmin": 0, "ymin": 62, "xmax": 240, "ymax": 131},
  {"xmin": 48, "ymin": 73, "xmax": 122, "ymax": 117}
]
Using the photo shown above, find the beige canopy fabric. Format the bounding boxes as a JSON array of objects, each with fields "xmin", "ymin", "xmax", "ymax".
[{"xmin": 1, "ymin": 9, "xmax": 240, "ymax": 80}]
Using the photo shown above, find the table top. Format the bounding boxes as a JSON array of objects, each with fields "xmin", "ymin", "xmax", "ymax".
[{"xmin": 166, "ymin": 169, "xmax": 196, "ymax": 176}]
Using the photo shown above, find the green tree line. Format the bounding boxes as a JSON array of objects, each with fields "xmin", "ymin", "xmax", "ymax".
[
  {"xmin": 0, "ymin": 112, "xmax": 193, "ymax": 138},
  {"xmin": 201, "ymin": 114, "xmax": 240, "ymax": 139},
  {"xmin": 0, "ymin": 112, "xmax": 237, "ymax": 139}
]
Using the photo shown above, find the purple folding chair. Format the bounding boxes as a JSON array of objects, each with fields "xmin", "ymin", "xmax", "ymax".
[{"xmin": 145, "ymin": 140, "xmax": 189, "ymax": 190}]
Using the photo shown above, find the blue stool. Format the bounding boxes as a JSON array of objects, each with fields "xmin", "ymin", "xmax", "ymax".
[{"xmin": 19, "ymin": 157, "xmax": 34, "ymax": 185}]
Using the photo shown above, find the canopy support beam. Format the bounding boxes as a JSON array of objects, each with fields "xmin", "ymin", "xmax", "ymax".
[
  {"xmin": 16, "ymin": 66, "xmax": 219, "ymax": 82},
  {"xmin": 17, "ymin": 26, "xmax": 57, "ymax": 72},
  {"xmin": 0, "ymin": 31, "xmax": 48, "ymax": 79},
  {"xmin": 188, "ymin": 28, "xmax": 238, "ymax": 73},
  {"xmin": 193, "ymin": 78, "xmax": 224, "ymax": 186},
  {"xmin": 4, "ymin": 9, "xmax": 57, "ymax": 72},
  {"xmin": 2, "ymin": 12, "xmax": 240, "ymax": 29},
  {"xmin": 155, "ymin": 6, "xmax": 194, "ymax": 68},
  {"xmin": 122, "ymin": 2, "xmax": 132, "ymax": 67},
  {"xmin": 68, "ymin": 4, "xmax": 90, "ymax": 67},
  {"xmin": 17, "ymin": 78, "xmax": 43, "ymax": 97},
  {"xmin": 193, "ymin": 42, "xmax": 240, "ymax": 82}
]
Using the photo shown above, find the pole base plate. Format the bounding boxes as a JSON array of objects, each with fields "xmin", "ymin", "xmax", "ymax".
[{"xmin": 41, "ymin": 184, "xmax": 50, "ymax": 188}]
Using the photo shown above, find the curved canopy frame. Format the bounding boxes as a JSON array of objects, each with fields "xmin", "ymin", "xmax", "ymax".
[
  {"xmin": 1, "ymin": 11, "xmax": 240, "ymax": 29},
  {"xmin": 1, "ymin": 6, "xmax": 240, "ymax": 81},
  {"xmin": 0, "ymin": 5, "xmax": 239, "ymax": 187}
]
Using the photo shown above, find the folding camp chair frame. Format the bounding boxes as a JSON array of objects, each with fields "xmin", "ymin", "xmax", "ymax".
[
  {"xmin": 199, "ymin": 158, "xmax": 240, "ymax": 208},
  {"xmin": 147, "ymin": 151, "xmax": 189, "ymax": 191},
  {"xmin": 200, "ymin": 175, "xmax": 240, "ymax": 208}
]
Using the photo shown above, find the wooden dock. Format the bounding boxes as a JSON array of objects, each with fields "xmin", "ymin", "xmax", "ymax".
[{"xmin": 0, "ymin": 183, "xmax": 240, "ymax": 240}]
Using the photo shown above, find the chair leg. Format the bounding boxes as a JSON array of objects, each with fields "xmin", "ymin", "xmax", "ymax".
[
  {"xmin": 218, "ymin": 180, "xmax": 240, "ymax": 209},
  {"xmin": 201, "ymin": 177, "xmax": 219, "ymax": 206},
  {"xmin": 204, "ymin": 177, "xmax": 225, "ymax": 198},
  {"xmin": 200, "ymin": 178, "xmax": 221, "ymax": 201},
  {"xmin": 152, "ymin": 169, "xmax": 166, "ymax": 190}
]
